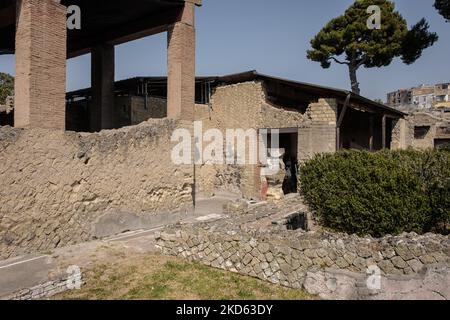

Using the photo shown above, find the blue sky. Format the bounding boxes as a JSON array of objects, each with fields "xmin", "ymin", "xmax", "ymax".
[{"xmin": 0, "ymin": 0, "xmax": 448, "ymax": 101}]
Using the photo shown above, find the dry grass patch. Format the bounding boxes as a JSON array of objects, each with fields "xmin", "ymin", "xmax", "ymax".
[{"xmin": 55, "ymin": 253, "xmax": 314, "ymax": 300}]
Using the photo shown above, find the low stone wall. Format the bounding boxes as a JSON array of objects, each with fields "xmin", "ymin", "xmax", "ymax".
[
  {"xmin": 0, "ymin": 119, "xmax": 194, "ymax": 259},
  {"xmin": 156, "ymin": 224, "xmax": 450, "ymax": 299},
  {"xmin": 2, "ymin": 276, "xmax": 73, "ymax": 300}
]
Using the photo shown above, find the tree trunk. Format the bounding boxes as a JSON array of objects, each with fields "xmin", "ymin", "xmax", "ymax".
[{"xmin": 348, "ymin": 65, "xmax": 360, "ymax": 95}]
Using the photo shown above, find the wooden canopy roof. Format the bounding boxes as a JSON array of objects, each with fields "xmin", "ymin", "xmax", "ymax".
[{"xmin": 0, "ymin": 0, "xmax": 201, "ymax": 57}]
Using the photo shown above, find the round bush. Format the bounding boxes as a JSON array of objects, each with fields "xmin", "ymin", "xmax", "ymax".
[{"xmin": 299, "ymin": 149, "xmax": 449, "ymax": 237}]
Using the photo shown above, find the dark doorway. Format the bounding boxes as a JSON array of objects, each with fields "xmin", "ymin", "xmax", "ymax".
[
  {"xmin": 264, "ymin": 128, "xmax": 299, "ymax": 195},
  {"xmin": 279, "ymin": 131, "xmax": 299, "ymax": 194},
  {"xmin": 0, "ymin": 111, "xmax": 13, "ymax": 127}
]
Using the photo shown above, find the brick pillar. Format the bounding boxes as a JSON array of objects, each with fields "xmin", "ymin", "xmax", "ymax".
[
  {"xmin": 90, "ymin": 44, "xmax": 115, "ymax": 132},
  {"xmin": 167, "ymin": 2, "xmax": 196, "ymax": 120},
  {"xmin": 14, "ymin": 0, "xmax": 67, "ymax": 130}
]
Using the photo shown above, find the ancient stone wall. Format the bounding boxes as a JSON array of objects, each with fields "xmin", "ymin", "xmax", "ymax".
[
  {"xmin": 194, "ymin": 81, "xmax": 338, "ymax": 199},
  {"xmin": 405, "ymin": 112, "xmax": 450, "ymax": 150},
  {"xmin": 305, "ymin": 98, "xmax": 337, "ymax": 125},
  {"xmin": 0, "ymin": 119, "xmax": 194, "ymax": 259},
  {"xmin": 378, "ymin": 111, "xmax": 450, "ymax": 151},
  {"xmin": 131, "ymin": 96, "xmax": 168, "ymax": 124},
  {"xmin": 407, "ymin": 113, "xmax": 438, "ymax": 150},
  {"xmin": 3, "ymin": 274, "xmax": 71, "ymax": 300},
  {"xmin": 194, "ymin": 82, "xmax": 262, "ymax": 199},
  {"xmin": 391, "ymin": 118, "xmax": 407, "ymax": 150},
  {"xmin": 298, "ymin": 99, "xmax": 337, "ymax": 162},
  {"xmin": 157, "ymin": 225, "xmax": 450, "ymax": 299}
]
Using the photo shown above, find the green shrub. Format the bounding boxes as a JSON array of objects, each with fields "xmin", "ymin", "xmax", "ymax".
[{"xmin": 299, "ymin": 149, "xmax": 449, "ymax": 237}]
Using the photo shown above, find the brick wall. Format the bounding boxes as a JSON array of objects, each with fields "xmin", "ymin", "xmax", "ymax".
[
  {"xmin": 306, "ymin": 98, "xmax": 338, "ymax": 125},
  {"xmin": 131, "ymin": 96, "xmax": 167, "ymax": 124},
  {"xmin": 298, "ymin": 99, "xmax": 337, "ymax": 162},
  {"xmin": 14, "ymin": 0, "xmax": 66, "ymax": 130},
  {"xmin": 167, "ymin": 7, "xmax": 196, "ymax": 121}
]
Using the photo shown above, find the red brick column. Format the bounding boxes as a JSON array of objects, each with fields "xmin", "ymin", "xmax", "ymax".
[
  {"xmin": 91, "ymin": 44, "xmax": 115, "ymax": 132},
  {"xmin": 14, "ymin": 0, "xmax": 67, "ymax": 130},
  {"xmin": 167, "ymin": 2, "xmax": 196, "ymax": 120}
]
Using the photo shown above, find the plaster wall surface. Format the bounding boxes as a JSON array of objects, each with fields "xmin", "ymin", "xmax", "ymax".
[{"xmin": 0, "ymin": 119, "xmax": 194, "ymax": 259}]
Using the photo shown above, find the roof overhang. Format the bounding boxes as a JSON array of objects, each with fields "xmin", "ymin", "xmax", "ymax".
[
  {"xmin": 0, "ymin": 0, "xmax": 201, "ymax": 58},
  {"xmin": 219, "ymin": 70, "xmax": 406, "ymax": 118},
  {"xmin": 65, "ymin": 70, "xmax": 407, "ymax": 119}
]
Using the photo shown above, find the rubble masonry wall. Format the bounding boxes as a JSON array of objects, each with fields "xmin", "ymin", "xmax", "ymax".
[{"xmin": 0, "ymin": 119, "xmax": 194, "ymax": 259}]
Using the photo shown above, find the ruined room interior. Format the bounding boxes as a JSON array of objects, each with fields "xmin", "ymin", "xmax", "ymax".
[
  {"xmin": 0, "ymin": 0, "xmax": 201, "ymax": 131},
  {"xmin": 65, "ymin": 77, "xmax": 216, "ymax": 132},
  {"xmin": 339, "ymin": 107, "xmax": 394, "ymax": 151}
]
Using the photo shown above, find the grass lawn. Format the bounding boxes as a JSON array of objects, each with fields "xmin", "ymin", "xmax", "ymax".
[{"xmin": 55, "ymin": 253, "xmax": 314, "ymax": 300}]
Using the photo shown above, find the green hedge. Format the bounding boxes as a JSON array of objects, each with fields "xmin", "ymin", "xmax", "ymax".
[{"xmin": 299, "ymin": 149, "xmax": 450, "ymax": 237}]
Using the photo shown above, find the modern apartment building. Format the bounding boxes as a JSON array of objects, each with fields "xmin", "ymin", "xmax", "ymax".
[{"xmin": 387, "ymin": 83, "xmax": 450, "ymax": 110}]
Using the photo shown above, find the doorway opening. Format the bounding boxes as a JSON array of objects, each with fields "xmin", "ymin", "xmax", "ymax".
[
  {"xmin": 263, "ymin": 128, "xmax": 299, "ymax": 198},
  {"xmin": 279, "ymin": 130, "xmax": 299, "ymax": 194}
]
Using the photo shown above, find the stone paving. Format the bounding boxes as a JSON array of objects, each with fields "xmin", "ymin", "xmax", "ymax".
[{"xmin": 1, "ymin": 194, "xmax": 449, "ymax": 300}]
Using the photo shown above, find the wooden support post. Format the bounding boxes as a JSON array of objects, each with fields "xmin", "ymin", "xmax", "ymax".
[
  {"xmin": 369, "ymin": 115, "xmax": 374, "ymax": 152},
  {"xmin": 337, "ymin": 94, "xmax": 351, "ymax": 128},
  {"xmin": 336, "ymin": 122, "xmax": 342, "ymax": 151},
  {"xmin": 336, "ymin": 93, "xmax": 351, "ymax": 151}
]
